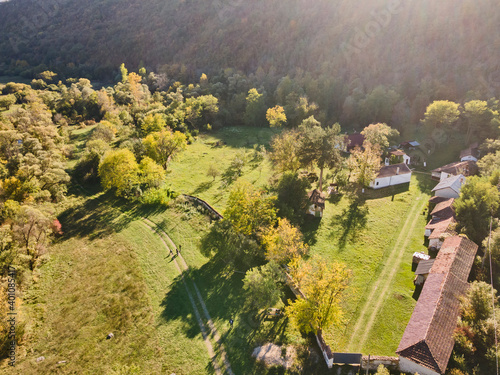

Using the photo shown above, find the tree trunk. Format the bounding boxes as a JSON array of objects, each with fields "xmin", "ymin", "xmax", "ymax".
[{"xmin": 318, "ymin": 167, "xmax": 324, "ymax": 191}]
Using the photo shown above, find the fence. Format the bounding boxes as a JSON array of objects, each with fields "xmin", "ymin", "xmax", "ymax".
[{"xmin": 182, "ymin": 194, "xmax": 223, "ymax": 220}]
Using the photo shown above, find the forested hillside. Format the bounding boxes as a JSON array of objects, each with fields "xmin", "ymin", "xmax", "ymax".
[{"xmin": 1, "ymin": 0, "xmax": 499, "ymax": 104}]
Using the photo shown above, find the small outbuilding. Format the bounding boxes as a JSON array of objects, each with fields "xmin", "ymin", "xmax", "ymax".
[
  {"xmin": 460, "ymin": 146, "xmax": 479, "ymax": 162},
  {"xmin": 369, "ymin": 163, "xmax": 412, "ymax": 189},
  {"xmin": 431, "ymin": 175, "xmax": 465, "ymax": 199},
  {"xmin": 400, "ymin": 141, "xmax": 420, "ymax": 150},
  {"xmin": 414, "ymin": 259, "xmax": 435, "ymax": 286},
  {"xmin": 307, "ymin": 189, "xmax": 326, "ymax": 218},
  {"xmin": 431, "ymin": 161, "xmax": 477, "ymax": 181}
]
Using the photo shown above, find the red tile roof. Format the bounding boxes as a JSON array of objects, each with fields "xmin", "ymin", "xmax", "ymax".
[
  {"xmin": 376, "ymin": 163, "xmax": 411, "ymax": 178},
  {"xmin": 431, "ymin": 160, "xmax": 477, "ymax": 177},
  {"xmin": 425, "ymin": 216, "xmax": 456, "ymax": 232},
  {"xmin": 430, "ymin": 198, "xmax": 455, "ymax": 219},
  {"xmin": 397, "ymin": 236, "xmax": 478, "ymax": 374}
]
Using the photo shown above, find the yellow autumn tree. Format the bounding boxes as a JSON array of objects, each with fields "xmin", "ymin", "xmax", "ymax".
[
  {"xmin": 266, "ymin": 105, "xmax": 287, "ymax": 127},
  {"xmin": 287, "ymin": 257, "xmax": 351, "ymax": 334},
  {"xmin": 261, "ymin": 218, "xmax": 308, "ymax": 264}
]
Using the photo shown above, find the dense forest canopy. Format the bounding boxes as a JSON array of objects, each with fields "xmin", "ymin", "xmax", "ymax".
[{"xmin": 1, "ymin": 0, "xmax": 499, "ymax": 101}]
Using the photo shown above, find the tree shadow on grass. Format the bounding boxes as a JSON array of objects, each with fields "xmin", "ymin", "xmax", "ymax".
[
  {"xmin": 57, "ymin": 193, "xmax": 134, "ymax": 240},
  {"xmin": 330, "ymin": 198, "xmax": 369, "ymax": 251},
  {"xmin": 58, "ymin": 190, "xmax": 168, "ymax": 240},
  {"xmin": 301, "ymin": 216, "xmax": 321, "ymax": 246},
  {"xmin": 160, "ymin": 257, "xmax": 298, "ymax": 374},
  {"xmin": 192, "ymin": 180, "xmax": 213, "ymax": 195},
  {"xmin": 414, "ymin": 171, "xmax": 435, "ymax": 194}
]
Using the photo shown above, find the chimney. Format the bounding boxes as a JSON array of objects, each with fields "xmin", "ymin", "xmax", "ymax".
[{"xmin": 396, "ymin": 167, "xmax": 400, "ymax": 175}]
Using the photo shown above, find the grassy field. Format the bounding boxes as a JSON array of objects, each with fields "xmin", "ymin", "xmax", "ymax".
[
  {"xmin": 309, "ymin": 174, "xmax": 432, "ymax": 355},
  {"xmin": 1, "ymin": 194, "xmax": 213, "ymax": 374},
  {"xmin": 1, "ymin": 126, "xmax": 439, "ymax": 374},
  {"xmin": 166, "ymin": 127, "xmax": 279, "ymax": 213}
]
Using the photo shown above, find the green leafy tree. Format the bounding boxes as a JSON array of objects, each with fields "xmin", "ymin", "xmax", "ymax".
[
  {"xmin": 139, "ymin": 157, "xmax": 166, "ymax": 189},
  {"xmin": 421, "ymin": 100, "xmax": 461, "ymax": 133},
  {"xmin": 143, "ymin": 128, "xmax": 187, "ymax": 170},
  {"xmin": 184, "ymin": 95, "xmax": 219, "ymax": 130},
  {"xmin": 453, "ymin": 281, "xmax": 500, "ymax": 374},
  {"xmin": 347, "ymin": 142, "xmax": 382, "ymax": 188},
  {"xmin": 266, "ymin": 105, "xmax": 287, "ymax": 127},
  {"xmin": 200, "ymin": 220, "xmax": 262, "ymax": 269},
  {"xmin": 98, "ymin": 149, "xmax": 140, "ymax": 196},
  {"xmin": 270, "ymin": 129, "xmax": 302, "ymax": 174},
  {"xmin": 141, "ymin": 113, "xmax": 166, "ymax": 136},
  {"xmin": 272, "ymin": 172, "xmax": 311, "ymax": 224},
  {"xmin": 243, "ymin": 262, "xmax": 284, "ymax": 309},
  {"xmin": 477, "ymin": 151, "xmax": 500, "ymax": 177},
  {"xmin": 244, "ymin": 88, "xmax": 267, "ymax": 127},
  {"xmin": 455, "ymin": 176, "xmax": 500, "ymax": 244},
  {"xmin": 287, "ymin": 257, "xmax": 351, "ymax": 334},
  {"xmin": 361, "ymin": 123, "xmax": 399, "ymax": 149},
  {"xmin": 223, "ymin": 180, "xmax": 277, "ymax": 236},
  {"xmin": 297, "ymin": 117, "xmax": 342, "ymax": 190},
  {"xmin": 206, "ymin": 164, "xmax": 220, "ymax": 181},
  {"xmin": 463, "ymin": 100, "xmax": 500, "ymax": 143},
  {"xmin": 74, "ymin": 139, "xmax": 111, "ymax": 182},
  {"xmin": 0, "ymin": 95, "xmax": 16, "ymax": 110}
]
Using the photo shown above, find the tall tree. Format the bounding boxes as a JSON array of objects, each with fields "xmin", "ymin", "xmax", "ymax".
[
  {"xmin": 454, "ymin": 176, "xmax": 500, "ymax": 244},
  {"xmin": 261, "ymin": 218, "xmax": 308, "ymax": 264},
  {"xmin": 98, "ymin": 149, "xmax": 140, "ymax": 196},
  {"xmin": 287, "ymin": 257, "xmax": 351, "ymax": 334},
  {"xmin": 421, "ymin": 100, "xmax": 461, "ymax": 134},
  {"xmin": 138, "ymin": 157, "xmax": 166, "ymax": 189},
  {"xmin": 272, "ymin": 172, "xmax": 311, "ymax": 224},
  {"xmin": 453, "ymin": 281, "xmax": 500, "ymax": 374},
  {"xmin": 242, "ymin": 262, "xmax": 284, "ymax": 309},
  {"xmin": 297, "ymin": 116, "xmax": 343, "ymax": 190},
  {"xmin": 266, "ymin": 105, "xmax": 287, "ymax": 127},
  {"xmin": 347, "ymin": 142, "xmax": 382, "ymax": 188},
  {"xmin": 142, "ymin": 128, "xmax": 187, "ymax": 170},
  {"xmin": 223, "ymin": 180, "xmax": 276, "ymax": 236},
  {"xmin": 361, "ymin": 123, "xmax": 399, "ymax": 149},
  {"xmin": 463, "ymin": 100, "xmax": 500, "ymax": 143},
  {"xmin": 184, "ymin": 95, "xmax": 219, "ymax": 130},
  {"xmin": 244, "ymin": 88, "xmax": 267, "ymax": 127},
  {"xmin": 269, "ymin": 129, "xmax": 302, "ymax": 174}
]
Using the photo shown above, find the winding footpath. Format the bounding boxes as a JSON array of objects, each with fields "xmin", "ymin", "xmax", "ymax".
[
  {"xmin": 142, "ymin": 219, "xmax": 234, "ymax": 375},
  {"xmin": 347, "ymin": 194, "xmax": 427, "ymax": 352}
]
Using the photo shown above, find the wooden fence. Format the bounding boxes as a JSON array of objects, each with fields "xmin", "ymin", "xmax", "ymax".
[{"xmin": 182, "ymin": 194, "xmax": 223, "ymax": 220}]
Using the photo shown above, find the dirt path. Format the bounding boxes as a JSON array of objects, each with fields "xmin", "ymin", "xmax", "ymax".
[
  {"xmin": 347, "ymin": 195, "xmax": 427, "ymax": 352},
  {"xmin": 143, "ymin": 219, "xmax": 234, "ymax": 375}
]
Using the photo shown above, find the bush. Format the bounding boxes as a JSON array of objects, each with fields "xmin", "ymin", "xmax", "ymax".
[{"xmin": 139, "ymin": 187, "xmax": 177, "ymax": 207}]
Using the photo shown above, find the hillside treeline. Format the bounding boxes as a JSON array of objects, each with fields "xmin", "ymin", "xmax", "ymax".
[{"xmin": 0, "ymin": 0, "xmax": 499, "ymax": 131}]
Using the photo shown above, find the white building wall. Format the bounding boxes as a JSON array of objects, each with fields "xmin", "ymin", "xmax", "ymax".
[
  {"xmin": 370, "ymin": 173, "xmax": 411, "ymax": 189},
  {"xmin": 429, "ymin": 238, "xmax": 444, "ymax": 249},
  {"xmin": 370, "ymin": 176, "xmax": 392, "ymax": 189},
  {"xmin": 390, "ymin": 173, "xmax": 412, "ymax": 185},
  {"xmin": 399, "ymin": 357, "xmax": 440, "ymax": 375},
  {"xmin": 435, "ymin": 188, "xmax": 459, "ymax": 199}
]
